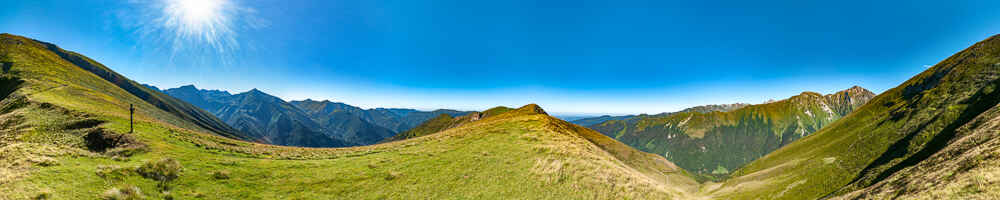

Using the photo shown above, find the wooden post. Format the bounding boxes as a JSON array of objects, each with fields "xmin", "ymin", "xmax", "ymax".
[{"xmin": 129, "ymin": 104, "xmax": 134, "ymax": 133}]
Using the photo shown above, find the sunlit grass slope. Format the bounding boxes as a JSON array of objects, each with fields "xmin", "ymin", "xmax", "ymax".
[
  {"xmin": 0, "ymin": 33, "xmax": 699, "ymax": 199},
  {"xmin": 710, "ymin": 34, "xmax": 1000, "ymax": 199}
]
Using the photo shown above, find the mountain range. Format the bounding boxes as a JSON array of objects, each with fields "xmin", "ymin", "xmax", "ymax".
[
  {"xmin": 159, "ymin": 85, "xmax": 472, "ymax": 147},
  {"xmin": 4, "ymin": 32, "xmax": 1000, "ymax": 199},
  {"xmin": 578, "ymin": 87, "xmax": 875, "ymax": 180}
]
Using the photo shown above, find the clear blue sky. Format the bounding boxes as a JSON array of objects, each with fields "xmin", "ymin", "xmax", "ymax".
[{"xmin": 3, "ymin": 0, "xmax": 999, "ymax": 115}]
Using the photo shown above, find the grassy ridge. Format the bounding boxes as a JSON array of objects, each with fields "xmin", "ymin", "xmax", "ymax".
[{"xmin": 383, "ymin": 106, "xmax": 515, "ymax": 142}]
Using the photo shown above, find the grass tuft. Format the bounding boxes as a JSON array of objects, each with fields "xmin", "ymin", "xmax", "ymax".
[{"xmin": 211, "ymin": 170, "xmax": 230, "ymax": 180}]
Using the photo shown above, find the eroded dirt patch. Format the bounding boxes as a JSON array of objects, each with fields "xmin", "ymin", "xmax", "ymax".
[{"xmin": 84, "ymin": 128, "xmax": 144, "ymax": 153}]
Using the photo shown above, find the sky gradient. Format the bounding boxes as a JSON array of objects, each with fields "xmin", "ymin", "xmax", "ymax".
[{"xmin": 3, "ymin": 0, "xmax": 999, "ymax": 115}]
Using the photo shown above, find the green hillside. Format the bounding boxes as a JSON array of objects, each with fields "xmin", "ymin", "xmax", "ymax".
[
  {"xmin": 588, "ymin": 87, "xmax": 874, "ymax": 179},
  {"xmin": 0, "ymin": 33, "xmax": 700, "ymax": 199},
  {"xmin": 710, "ymin": 34, "xmax": 1000, "ymax": 199}
]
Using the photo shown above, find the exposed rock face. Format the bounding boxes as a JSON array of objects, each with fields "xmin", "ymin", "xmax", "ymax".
[{"xmin": 825, "ymin": 85, "xmax": 877, "ymax": 116}]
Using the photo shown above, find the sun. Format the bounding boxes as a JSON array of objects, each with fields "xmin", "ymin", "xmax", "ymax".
[
  {"xmin": 162, "ymin": 0, "xmax": 229, "ymax": 37},
  {"xmin": 169, "ymin": 0, "xmax": 224, "ymax": 26}
]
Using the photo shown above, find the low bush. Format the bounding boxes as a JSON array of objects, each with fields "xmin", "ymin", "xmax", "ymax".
[
  {"xmin": 137, "ymin": 158, "xmax": 182, "ymax": 190},
  {"xmin": 101, "ymin": 185, "xmax": 143, "ymax": 200},
  {"xmin": 137, "ymin": 158, "xmax": 182, "ymax": 182}
]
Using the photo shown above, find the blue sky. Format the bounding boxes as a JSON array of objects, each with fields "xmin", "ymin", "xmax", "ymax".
[{"xmin": 3, "ymin": 0, "xmax": 999, "ymax": 115}]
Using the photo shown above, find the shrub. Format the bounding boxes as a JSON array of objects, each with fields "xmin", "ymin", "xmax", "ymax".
[
  {"xmin": 137, "ymin": 158, "xmax": 182, "ymax": 183},
  {"xmin": 101, "ymin": 186, "xmax": 143, "ymax": 200},
  {"xmin": 162, "ymin": 191, "xmax": 174, "ymax": 200},
  {"xmin": 137, "ymin": 158, "xmax": 183, "ymax": 190}
]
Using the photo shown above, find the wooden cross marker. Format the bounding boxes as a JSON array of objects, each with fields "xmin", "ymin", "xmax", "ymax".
[{"xmin": 129, "ymin": 104, "xmax": 135, "ymax": 133}]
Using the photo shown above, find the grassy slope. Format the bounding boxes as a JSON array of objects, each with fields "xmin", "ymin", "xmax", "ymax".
[
  {"xmin": 0, "ymin": 34, "xmax": 700, "ymax": 199},
  {"xmin": 711, "ymin": 34, "xmax": 1000, "ymax": 199}
]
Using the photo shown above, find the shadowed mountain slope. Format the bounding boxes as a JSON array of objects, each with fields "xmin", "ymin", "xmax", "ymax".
[
  {"xmin": 211, "ymin": 89, "xmax": 354, "ymax": 147},
  {"xmin": 163, "ymin": 86, "xmax": 356, "ymax": 147},
  {"xmin": 290, "ymin": 99, "xmax": 472, "ymax": 133},
  {"xmin": 163, "ymin": 86, "xmax": 466, "ymax": 146}
]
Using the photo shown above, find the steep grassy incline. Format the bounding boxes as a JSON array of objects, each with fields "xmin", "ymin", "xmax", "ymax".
[
  {"xmin": 0, "ymin": 34, "xmax": 701, "ymax": 199},
  {"xmin": 19, "ymin": 36, "xmax": 248, "ymax": 140},
  {"xmin": 589, "ymin": 87, "xmax": 874, "ymax": 179},
  {"xmin": 711, "ymin": 34, "xmax": 1000, "ymax": 199},
  {"xmin": 836, "ymin": 97, "xmax": 1000, "ymax": 199}
]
